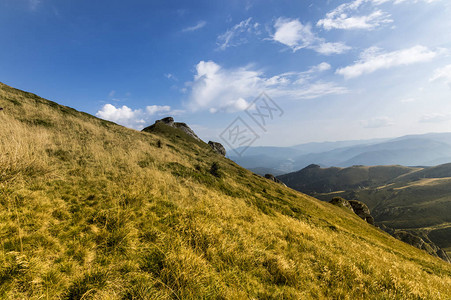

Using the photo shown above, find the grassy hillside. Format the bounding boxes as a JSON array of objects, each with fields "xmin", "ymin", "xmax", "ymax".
[
  {"xmin": 287, "ymin": 165, "xmax": 451, "ymax": 258},
  {"xmin": 316, "ymin": 178, "xmax": 451, "ymax": 258},
  {"xmin": 0, "ymin": 82, "xmax": 450, "ymax": 299}
]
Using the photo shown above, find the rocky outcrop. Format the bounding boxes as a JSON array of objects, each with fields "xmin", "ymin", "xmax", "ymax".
[
  {"xmin": 208, "ymin": 141, "xmax": 226, "ymax": 156},
  {"xmin": 328, "ymin": 197, "xmax": 374, "ymax": 225},
  {"xmin": 329, "ymin": 197, "xmax": 354, "ymax": 212},
  {"xmin": 379, "ymin": 224, "xmax": 451, "ymax": 263},
  {"xmin": 437, "ymin": 249, "xmax": 451, "ymax": 263},
  {"xmin": 145, "ymin": 117, "xmax": 201, "ymax": 141},
  {"xmin": 265, "ymin": 174, "xmax": 287, "ymax": 187},
  {"xmin": 348, "ymin": 200, "xmax": 375, "ymax": 225}
]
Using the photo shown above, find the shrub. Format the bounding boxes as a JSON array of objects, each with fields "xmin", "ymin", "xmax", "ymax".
[{"xmin": 210, "ymin": 162, "xmax": 221, "ymax": 178}]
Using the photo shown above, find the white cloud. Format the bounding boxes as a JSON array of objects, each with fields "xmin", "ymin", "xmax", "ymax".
[
  {"xmin": 336, "ymin": 45, "xmax": 439, "ymax": 79},
  {"xmin": 165, "ymin": 73, "xmax": 178, "ymax": 81},
  {"xmin": 310, "ymin": 62, "xmax": 332, "ymax": 72},
  {"xmin": 361, "ymin": 116, "xmax": 394, "ymax": 128},
  {"xmin": 217, "ymin": 18, "xmax": 260, "ymax": 50},
  {"xmin": 96, "ymin": 104, "xmax": 175, "ymax": 129},
  {"xmin": 318, "ymin": 0, "xmax": 440, "ymax": 31},
  {"xmin": 318, "ymin": 9, "xmax": 392, "ymax": 30},
  {"xmin": 272, "ymin": 18, "xmax": 350, "ymax": 55},
  {"xmin": 273, "ymin": 18, "xmax": 315, "ymax": 50},
  {"xmin": 186, "ymin": 60, "xmax": 347, "ymax": 113},
  {"xmin": 430, "ymin": 64, "xmax": 451, "ymax": 88},
  {"xmin": 314, "ymin": 42, "xmax": 353, "ymax": 55},
  {"xmin": 419, "ymin": 113, "xmax": 451, "ymax": 123},
  {"xmin": 182, "ymin": 21, "xmax": 207, "ymax": 32},
  {"xmin": 146, "ymin": 105, "xmax": 171, "ymax": 115},
  {"xmin": 29, "ymin": 0, "xmax": 41, "ymax": 10}
]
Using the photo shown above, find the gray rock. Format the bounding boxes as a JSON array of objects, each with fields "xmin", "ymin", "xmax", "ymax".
[
  {"xmin": 155, "ymin": 116, "xmax": 175, "ymax": 126},
  {"xmin": 329, "ymin": 197, "xmax": 354, "ymax": 212},
  {"xmin": 172, "ymin": 122, "xmax": 200, "ymax": 141},
  {"xmin": 148, "ymin": 117, "xmax": 201, "ymax": 141},
  {"xmin": 348, "ymin": 200, "xmax": 375, "ymax": 225},
  {"xmin": 265, "ymin": 174, "xmax": 287, "ymax": 187},
  {"xmin": 208, "ymin": 141, "xmax": 226, "ymax": 156}
]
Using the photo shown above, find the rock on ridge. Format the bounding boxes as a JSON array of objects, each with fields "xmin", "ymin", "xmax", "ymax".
[
  {"xmin": 265, "ymin": 174, "xmax": 287, "ymax": 187},
  {"xmin": 329, "ymin": 197, "xmax": 354, "ymax": 212},
  {"xmin": 348, "ymin": 200, "xmax": 375, "ymax": 225},
  {"xmin": 208, "ymin": 141, "xmax": 226, "ymax": 156},
  {"xmin": 146, "ymin": 117, "xmax": 201, "ymax": 141}
]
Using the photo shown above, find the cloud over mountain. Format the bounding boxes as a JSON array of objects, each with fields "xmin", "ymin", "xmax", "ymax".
[{"xmin": 96, "ymin": 104, "xmax": 173, "ymax": 129}]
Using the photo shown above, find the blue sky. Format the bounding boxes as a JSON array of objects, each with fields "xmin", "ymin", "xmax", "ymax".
[{"xmin": 1, "ymin": 0, "xmax": 451, "ymax": 147}]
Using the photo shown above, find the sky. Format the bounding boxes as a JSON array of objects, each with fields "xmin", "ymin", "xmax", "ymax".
[{"xmin": 1, "ymin": 0, "xmax": 451, "ymax": 148}]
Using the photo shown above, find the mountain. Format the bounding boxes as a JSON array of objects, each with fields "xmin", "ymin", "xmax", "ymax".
[
  {"xmin": 230, "ymin": 134, "xmax": 451, "ymax": 173},
  {"xmin": 0, "ymin": 82, "xmax": 450, "ymax": 298},
  {"xmin": 278, "ymin": 164, "xmax": 420, "ymax": 194},
  {"xmin": 279, "ymin": 164, "xmax": 451, "ymax": 260}
]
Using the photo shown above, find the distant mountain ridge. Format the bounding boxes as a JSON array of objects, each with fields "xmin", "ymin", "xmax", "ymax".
[{"xmin": 231, "ymin": 133, "xmax": 451, "ymax": 174}]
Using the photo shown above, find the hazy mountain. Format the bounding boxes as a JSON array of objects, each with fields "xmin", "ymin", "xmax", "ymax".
[{"xmin": 230, "ymin": 133, "xmax": 451, "ymax": 173}]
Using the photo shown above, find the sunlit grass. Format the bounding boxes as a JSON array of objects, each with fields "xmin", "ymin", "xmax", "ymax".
[{"xmin": 0, "ymin": 82, "xmax": 450, "ymax": 299}]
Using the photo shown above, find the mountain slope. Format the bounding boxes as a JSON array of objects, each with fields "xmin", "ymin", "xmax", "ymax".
[
  {"xmin": 0, "ymin": 82, "xmax": 450, "ymax": 299},
  {"xmin": 279, "ymin": 164, "xmax": 451, "ymax": 259}
]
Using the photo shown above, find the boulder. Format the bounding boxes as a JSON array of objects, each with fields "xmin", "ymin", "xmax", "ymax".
[
  {"xmin": 348, "ymin": 200, "xmax": 375, "ymax": 225},
  {"xmin": 155, "ymin": 116, "xmax": 175, "ymax": 126},
  {"xmin": 208, "ymin": 141, "xmax": 226, "ymax": 156},
  {"xmin": 265, "ymin": 174, "xmax": 287, "ymax": 187},
  {"xmin": 329, "ymin": 197, "xmax": 354, "ymax": 212}
]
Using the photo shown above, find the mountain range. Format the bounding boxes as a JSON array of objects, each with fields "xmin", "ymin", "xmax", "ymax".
[{"xmin": 231, "ymin": 133, "xmax": 451, "ymax": 174}]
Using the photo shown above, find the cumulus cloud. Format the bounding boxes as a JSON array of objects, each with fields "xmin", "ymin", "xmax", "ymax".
[
  {"xmin": 336, "ymin": 45, "xmax": 439, "ymax": 79},
  {"xmin": 430, "ymin": 64, "xmax": 451, "ymax": 88},
  {"xmin": 361, "ymin": 117, "xmax": 394, "ymax": 128},
  {"xmin": 186, "ymin": 60, "xmax": 347, "ymax": 113},
  {"xmin": 182, "ymin": 21, "xmax": 207, "ymax": 32},
  {"xmin": 96, "ymin": 104, "xmax": 173, "ymax": 129},
  {"xmin": 217, "ymin": 18, "xmax": 260, "ymax": 50},
  {"xmin": 272, "ymin": 18, "xmax": 350, "ymax": 55}
]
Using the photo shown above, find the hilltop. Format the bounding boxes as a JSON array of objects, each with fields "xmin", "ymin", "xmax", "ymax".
[{"xmin": 0, "ymin": 82, "xmax": 450, "ymax": 299}]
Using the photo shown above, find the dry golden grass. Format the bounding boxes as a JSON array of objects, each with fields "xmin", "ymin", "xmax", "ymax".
[{"xmin": 0, "ymin": 82, "xmax": 450, "ymax": 299}]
